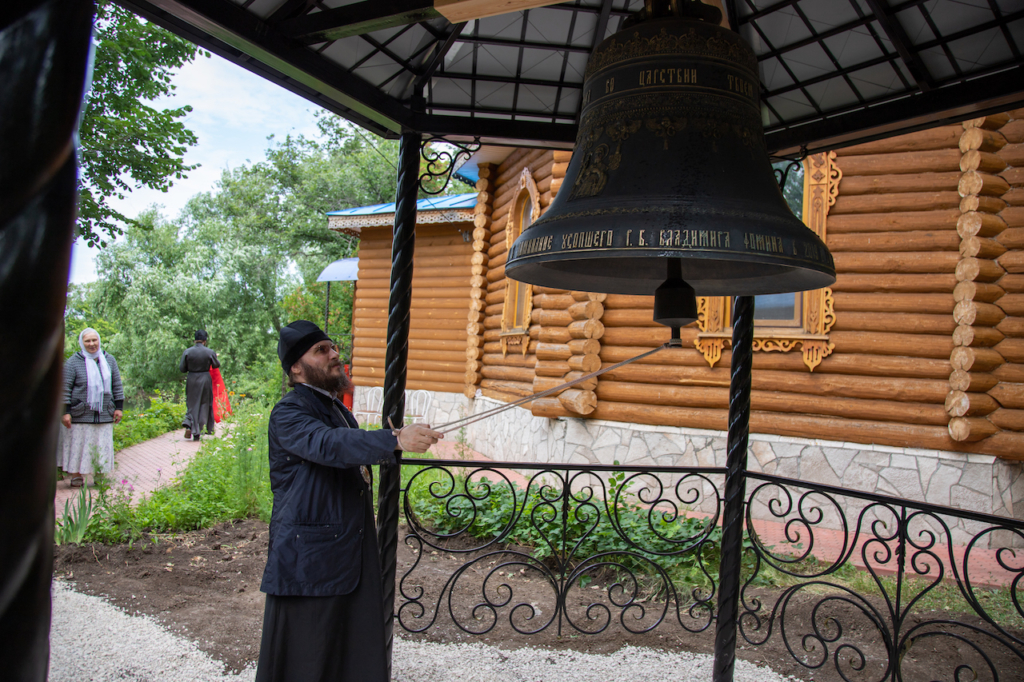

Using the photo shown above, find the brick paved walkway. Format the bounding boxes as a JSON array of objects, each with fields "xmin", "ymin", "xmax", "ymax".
[{"xmin": 54, "ymin": 428, "xmax": 204, "ymax": 515}]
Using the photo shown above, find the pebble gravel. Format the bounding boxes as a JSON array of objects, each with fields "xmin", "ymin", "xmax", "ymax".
[{"xmin": 51, "ymin": 581, "xmax": 797, "ymax": 682}]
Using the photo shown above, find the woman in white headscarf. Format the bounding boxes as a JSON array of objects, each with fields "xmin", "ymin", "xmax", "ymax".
[{"xmin": 60, "ymin": 328, "xmax": 124, "ymax": 487}]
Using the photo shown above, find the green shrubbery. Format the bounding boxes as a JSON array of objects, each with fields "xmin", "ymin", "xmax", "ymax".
[
  {"xmin": 112, "ymin": 393, "xmax": 186, "ymax": 452},
  {"xmin": 84, "ymin": 402, "xmax": 273, "ymax": 543}
]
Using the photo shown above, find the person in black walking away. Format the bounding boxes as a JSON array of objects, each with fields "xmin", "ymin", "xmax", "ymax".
[
  {"xmin": 179, "ymin": 329, "xmax": 219, "ymax": 440},
  {"xmin": 255, "ymin": 320, "xmax": 441, "ymax": 682}
]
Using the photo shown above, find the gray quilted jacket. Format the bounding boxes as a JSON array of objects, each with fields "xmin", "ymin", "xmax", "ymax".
[{"xmin": 63, "ymin": 351, "xmax": 124, "ymax": 424}]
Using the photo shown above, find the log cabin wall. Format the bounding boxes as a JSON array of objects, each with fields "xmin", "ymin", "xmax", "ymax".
[
  {"xmin": 351, "ymin": 223, "xmax": 474, "ymax": 394},
  {"xmin": 457, "ymin": 119, "xmax": 1024, "ymax": 533}
]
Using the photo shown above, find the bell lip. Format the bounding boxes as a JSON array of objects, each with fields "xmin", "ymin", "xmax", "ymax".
[{"xmin": 506, "ymin": 252, "xmax": 836, "ymax": 297}]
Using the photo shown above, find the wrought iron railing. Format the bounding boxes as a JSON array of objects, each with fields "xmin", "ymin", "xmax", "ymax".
[{"xmin": 391, "ymin": 458, "xmax": 1024, "ymax": 681}]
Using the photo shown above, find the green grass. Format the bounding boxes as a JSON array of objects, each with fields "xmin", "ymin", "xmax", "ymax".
[{"xmin": 112, "ymin": 393, "xmax": 186, "ymax": 452}]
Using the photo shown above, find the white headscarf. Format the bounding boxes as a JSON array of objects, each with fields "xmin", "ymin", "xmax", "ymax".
[{"xmin": 79, "ymin": 328, "xmax": 111, "ymax": 413}]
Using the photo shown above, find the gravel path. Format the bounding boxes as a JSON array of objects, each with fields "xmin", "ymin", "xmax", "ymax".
[{"xmin": 51, "ymin": 581, "xmax": 797, "ymax": 682}]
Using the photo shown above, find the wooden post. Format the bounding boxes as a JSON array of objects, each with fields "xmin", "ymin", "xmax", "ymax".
[{"xmin": 376, "ymin": 130, "xmax": 420, "ymax": 678}]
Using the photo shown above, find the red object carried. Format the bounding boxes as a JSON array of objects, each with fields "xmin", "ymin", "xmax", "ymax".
[
  {"xmin": 210, "ymin": 367, "xmax": 233, "ymax": 423},
  {"xmin": 342, "ymin": 364, "xmax": 354, "ymax": 409}
]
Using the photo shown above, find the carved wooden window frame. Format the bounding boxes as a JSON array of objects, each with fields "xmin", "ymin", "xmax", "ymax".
[
  {"xmin": 501, "ymin": 168, "xmax": 541, "ymax": 356},
  {"xmin": 695, "ymin": 152, "xmax": 840, "ymax": 371}
]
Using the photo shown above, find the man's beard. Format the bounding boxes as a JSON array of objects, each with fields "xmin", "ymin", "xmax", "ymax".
[{"xmin": 298, "ymin": 359, "xmax": 351, "ymax": 394}]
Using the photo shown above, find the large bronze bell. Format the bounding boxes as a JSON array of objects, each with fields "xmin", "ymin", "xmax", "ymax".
[{"xmin": 505, "ymin": 0, "xmax": 835, "ymax": 303}]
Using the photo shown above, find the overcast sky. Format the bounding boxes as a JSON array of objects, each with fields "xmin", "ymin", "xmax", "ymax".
[{"xmin": 68, "ymin": 49, "xmax": 324, "ymax": 284}]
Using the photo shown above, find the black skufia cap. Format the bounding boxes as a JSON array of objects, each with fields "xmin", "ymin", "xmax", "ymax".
[
  {"xmin": 195, "ymin": 329, "xmax": 208, "ymax": 341},
  {"xmin": 278, "ymin": 320, "xmax": 330, "ymax": 375}
]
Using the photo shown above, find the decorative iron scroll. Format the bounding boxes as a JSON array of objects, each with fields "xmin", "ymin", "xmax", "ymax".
[
  {"xmin": 419, "ymin": 136, "xmax": 481, "ymax": 195},
  {"xmin": 390, "ymin": 459, "xmax": 1024, "ymax": 681},
  {"xmin": 696, "ymin": 152, "xmax": 840, "ymax": 371},
  {"xmin": 397, "ymin": 461, "xmax": 724, "ymax": 637}
]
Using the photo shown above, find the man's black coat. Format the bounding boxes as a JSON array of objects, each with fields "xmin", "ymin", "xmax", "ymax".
[{"xmin": 260, "ymin": 384, "xmax": 398, "ymax": 597}]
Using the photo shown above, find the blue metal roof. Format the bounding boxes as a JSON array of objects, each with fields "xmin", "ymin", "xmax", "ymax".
[{"xmin": 326, "ymin": 193, "xmax": 476, "ymax": 217}]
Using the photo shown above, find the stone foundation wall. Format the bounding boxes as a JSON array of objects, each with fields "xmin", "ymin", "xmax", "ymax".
[{"xmin": 352, "ymin": 388, "xmax": 1024, "ymax": 547}]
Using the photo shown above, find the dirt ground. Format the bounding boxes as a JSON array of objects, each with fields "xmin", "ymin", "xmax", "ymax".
[{"xmin": 53, "ymin": 519, "xmax": 1024, "ymax": 681}]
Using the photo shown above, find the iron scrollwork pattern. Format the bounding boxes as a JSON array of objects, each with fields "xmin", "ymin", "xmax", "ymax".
[
  {"xmin": 419, "ymin": 136, "xmax": 481, "ymax": 195},
  {"xmin": 397, "ymin": 461, "xmax": 724, "ymax": 638},
  {"xmin": 739, "ymin": 473, "xmax": 1024, "ymax": 681}
]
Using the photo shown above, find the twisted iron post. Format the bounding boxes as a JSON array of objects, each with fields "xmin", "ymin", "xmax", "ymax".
[
  {"xmin": 376, "ymin": 130, "xmax": 421, "ymax": 678},
  {"xmin": 712, "ymin": 295, "xmax": 755, "ymax": 682},
  {"xmin": 0, "ymin": 1, "xmax": 94, "ymax": 678}
]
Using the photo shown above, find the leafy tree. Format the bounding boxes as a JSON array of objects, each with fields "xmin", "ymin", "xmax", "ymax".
[{"xmin": 78, "ymin": 1, "xmax": 205, "ymax": 246}]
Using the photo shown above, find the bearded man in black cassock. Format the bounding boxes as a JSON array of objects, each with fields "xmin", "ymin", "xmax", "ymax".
[
  {"xmin": 255, "ymin": 320, "xmax": 442, "ymax": 682},
  {"xmin": 179, "ymin": 329, "xmax": 220, "ymax": 440}
]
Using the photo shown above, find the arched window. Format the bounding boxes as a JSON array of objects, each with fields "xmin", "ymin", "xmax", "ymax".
[{"xmin": 501, "ymin": 169, "xmax": 541, "ymax": 355}]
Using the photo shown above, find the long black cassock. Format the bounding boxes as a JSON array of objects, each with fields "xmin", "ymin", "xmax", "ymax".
[
  {"xmin": 179, "ymin": 343, "xmax": 219, "ymax": 435},
  {"xmin": 256, "ymin": 384, "xmax": 397, "ymax": 682}
]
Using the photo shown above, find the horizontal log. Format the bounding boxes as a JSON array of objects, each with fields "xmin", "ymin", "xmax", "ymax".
[
  {"xmin": 831, "ymin": 331, "xmax": 953, "ymax": 359},
  {"xmin": 569, "ymin": 319, "xmax": 605, "ymax": 340},
  {"xmin": 827, "ymin": 231, "xmax": 960, "ymax": 253},
  {"xmin": 947, "ymin": 417, "xmax": 999, "ymax": 442},
  {"xmin": 530, "ymin": 397, "xmax": 573, "ymax": 419},
  {"xmin": 532, "ymin": 293, "xmax": 574, "ymax": 310},
  {"xmin": 831, "ymin": 312, "xmax": 955, "ymax": 335},
  {"xmin": 353, "ymin": 377, "xmax": 463, "ymax": 394},
  {"xmin": 999, "ymin": 251, "xmax": 1024, "ymax": 274},
  {"xmin": 358, "ymin": 276, "xmax": 471, "ymax": 290},
  {"xmin": 534, "ymin": 360, "xmax": 570, "ymax": 377},
  {"xmin": 998, "ymin": 228, "xmax": 1024, "ymax": 251},
  {"xmin": 958, "ymin": 170, "xmax": 1010, "ymax": 197},
  {"xmin": 959, "ymin": 236, "xmax": 1007, "ymax": 260},
  {"xmin": 535, "ymin": 342, "xmax": 571, "ymax": 361},
  {"xmin": 570, "ymin": 291, "xmax": 606, "ymax": 302},
  {"xmin": 358, "ymin": 265, "xmax": 469, "ymax": 280},
  {"xmin": 602, "ymin": 309, "xmax": 661, "ymax": 327},
  {"xmin": 357, "ymin": 252, "xmax": 474, "ymax": 268},
  {"xmin": 352, "ymin": 325, "xmax": 466, "ymax": 340},
  {"xmin": 961, "ymin": 150, "xmax": 1008, "ymax": 173},
  {"xmin": 953, "ymin": 300, "xmax": 1006, "ymax": 326},
  {"xmin": 351, "ymin": 356, "xmax": 465, "ymax": 374},
  {"xmin": 569, "ymin": 301, "xmax": 603, "ymax": 320},
  {"xmin": 992, "ymin": 363, "xmax": 1024, "ymax": 383},
  {"xmin": 839, "ymin": 171, "xmax": 961, "ymax": 195},
  {"xmin": 532, "ymin": 374, "xmax": 597, "ymax": 395},
  {"xmin": 835, "ymin": 149, "xmax": 962, "ymax": 175},
  {"xmin": 356, "ymin": 336, "xmax": 468, "ymax": 351},
  {"xmin": 995, "ymin": 338, "xmax": 1024, "ymax": 363},
  {"xmin": 988, "ymin": 408, "xmax": 1024, "ymax": 431},
  {"xmin": 354, "ymin": 316, "xmax": 468, "ymax": 330},
  {"xmin": 989, "ymin": 382, "xmax": 1024, "ymax": 410},
  {"xmin": 997, "ymin": 317, "xmax": 1024, "ymax": 337},
  {"xmin": 538, "ymin": 327, "xmax": 571, "ymax": 344},
  {"xmin": 945, "ymin": 390, "xmax": 999, "ymax": 417},
  {"xmin": 832, "ymin": 191, "xmax": 961, "ymax": 215},
  {"xmin": 999, "ymin": 275, "xmax": 1024, "ymax": 294},
  {"xmin": 532, "ymin": 308, "xmax": 572, "ymax": 327},
  {"xmin": 482, "ymin": 340, "xmax": 537, "ymax": 355},
  {"xmin": 828, "ymin": 209, "xmax": 959, "ymax": 234},
  {"xmin": 948, "ymin": 370, "xmax": 998, "ymax": 392},
  {"xmin": 951, "ymin": 325, "xmax": 1004, "ymax": 348},
  {"xmin": 959, "ymin": 127, "xmax": 1007, "ymax": 154},
  {"xmin": 354, "ymin": 347, "xmax": 467, "ymax": 362},
  {"xmin": 1001, "ymin": 167, "xmax": 1024, "ymax": 187},
  {"xmin": 480, "ymin": 380, "xmax": 534, "ymax": 398},
  {"xmin": 358, "ymin": 296, "xmax": 472, "ymax": 311},
  {"xmin": 957, "ymin": 211, "xmax": 1007, "ymax": 239},
  {"xmin": 997, "ymin": 293, "xmax": 1024, "ymax": 317},
  {"xmin": 356, "ymin": 307, "xmax": 469, "ymax": 322},
  {"xmin": 568, "ymin": 354, "xmax": 601, "ymax": 373},
  {"xmin": 963, "ymin": 113, "xmax": 1011, "ymax": 130},
  {"xmin": 480, "ymin": 352, "xmax": 536, "ymax": 368},
  {"xmin": 949, "ymin": 346, "xmax": 1005, "ymax": 372},
  {"xmin": 838, "ymin": 125, "xmax": 962, "ymax": 155},
  {"xmin": 999, "ymin": 142, "xmax": 1024, "ymax": 167},
  {"xmin": 833, "ymin": 251, "xmax": 960, "ymax": 274},
  {"xmin": 600, "ymin": 326, "xmax": 693, "ymax": 347},
  {"xmin": 495, "ymin": 148, "xmax": 545, "ymax": 188},
  {"xmin": 832, "ymin": 273, "xmax": 957, "ymax": 293},
  {"xmin": 558, "ymin": 389, "xmax": 596, "ymax": 415},
  {"xmin": 833, "ymin": 292, "xmax": 954, "ymax": 314},
  {"xmin": 568, "ymin": 339, "xmax": 600, "ymax": 355},
  {"xmin": 597, "ymin": 382, "xmax": 950, "ymax": 425},
  {"xmin": 955, "ymin": 258, "xmax": 1005, "ymax": 283},
  {"xmin": 953, "ymin": 281, "xmax": 1005, "ymax": 303},
  {"xmin": 467, "ymin": 346, "xmax": 483, "ymax": 361},
  {"xmin": 603, "ymin": 294, "xmax": 655, "ymax": 310},
  {"xmin": 960, "ymin": 195, "xmax": 1007, "ymax": 213},
  {"xmin": 480, "ymin": 365, "xmax": 535, "ymax": 383},
  {"xmin": 1003, "ymin": 118, "xmax": 1024, "ymax": 144},
  {"xmin": 353, "ymin": 367, "xmax": 462, "ymax": 384}
]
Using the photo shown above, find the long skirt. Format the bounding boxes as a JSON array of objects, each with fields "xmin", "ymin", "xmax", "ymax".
[
  {"xmin": 59, "ymin": 422, "xmax": 115, "ymax": 474},
  {"xmin": 183, "ymin": 371, "xmax": 215, "ymax": 435},
  {"xmin": 255, "ymin": 503, "xmax": 388, "ymax": 682}
]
